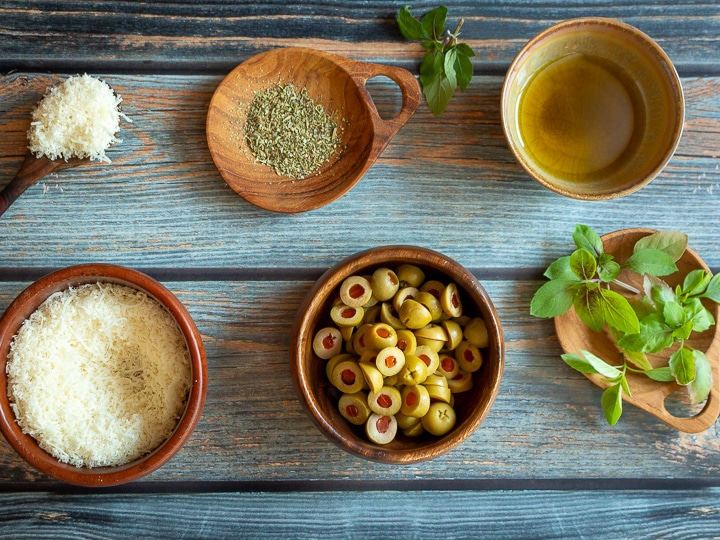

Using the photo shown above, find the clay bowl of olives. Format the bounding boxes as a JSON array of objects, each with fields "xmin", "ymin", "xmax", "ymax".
[
  {"xmin": 289, "ymin": 246, "xmax": 504, "ymax": 463},
  {"xmin": 206, "ymin": 47, "xmax": 421, "ymax": 213}
]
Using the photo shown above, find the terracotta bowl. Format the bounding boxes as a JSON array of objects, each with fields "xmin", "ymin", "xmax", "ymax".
[
  {"xmin": 0, "ymin": 264, "xmax": 207, "ymax": 486},
  {"xmin": 289, "ymin": 246, "xmax": 504, "ymax": 463},
  {"xmin": 207, "ymin": 47, "xmax": 421, "ymax": 213},
  {"xmin": 554, "ymin": 228, "xmax": 720, "ymax": 432},
  {"xmin": 501, "ymin": 18, "xmax": 684, "ymax": 200}
]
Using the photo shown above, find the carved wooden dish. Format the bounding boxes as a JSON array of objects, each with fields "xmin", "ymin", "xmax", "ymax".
[
  {"xmin": 289, "ymin": 246, "xmax": 505, "ymax": 463},
  {"xmin": 554, "ymin": 228, "xmax": 720, "ymax": 432},
  {"xmin": 206, "ymin": 47, "xmax": 421, "ymax": 213}
]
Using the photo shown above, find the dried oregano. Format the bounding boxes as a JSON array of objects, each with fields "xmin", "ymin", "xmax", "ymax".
[{"xmin": 244, "ymin": 83, "xmax": 341, "ymax": 179}]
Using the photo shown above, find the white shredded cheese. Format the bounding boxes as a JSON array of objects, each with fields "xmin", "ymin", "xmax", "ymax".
[
  {"xmin": 27, "ymin": 74, "xmax": 129, "ymax": 163},
  {"xmin": 6, "ymin": 283, "xmax": 192, "ymax": 468}
]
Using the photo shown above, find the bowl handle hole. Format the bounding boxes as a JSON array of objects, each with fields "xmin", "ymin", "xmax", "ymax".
[
  {"xmin": 663, "ymin": 387, "xmax": 707, "ymax": 419},
  {"xmin": 365, "ymin": 76, "xmax": 403, "ymax": 120}
]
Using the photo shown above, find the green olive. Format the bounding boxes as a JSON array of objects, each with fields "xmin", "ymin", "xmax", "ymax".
[
  {"xmin": 352, "ymin": 323, "xmax": 372, "ymax": 355},
  {"xmin": 379, "ymin": 302, "xmax": 406, "ymax": 330},
  {"xmin": 423, "ymin": 372, "xmax": 448, "ymax": 388},
  {"xmin": 395, "ymin": 328, "xmax": 417, "ymax": 356},
  {"xmin": 338, "ymin": 392, "xmax": 371, "ymax": 425},
  {"xmin": 375, "ymin": 346, "xmax": 405, "ymax": 377},
  {"xmin": 420, "ymin": 280, "xmax": 445, "ymax": 300},
  {"xmin": 398, "ymin": 299, "xmax": 432, "ymax": 329},
  {"xmin": 370, "ymin": 267, "xmax": 399, "ymax": 301},
  {"xmin": 447, "ymin": 369, "xmax": 474, "ymax": 393},
  {"xmin": 330, "ymin": 304, "xmax": 364, "ymax": 327},
  {"xmin": 359, "ymin": 362, "xmax": 384, "ymax": 394},
  {"xmin": 330, "ymin": 360, "xmax": 364, "ymax": 393},
  {"xmin": 325, "ymin": 353, "xmax": 353, "ymax": 380},
  {"xmin": 403, "ymin": 421, "xmax": 425, "ymax": 437},
  {"xmin": 399, "ymin": 354, "xmax": 429, "ymax": 386},
  {"xmin": 425, "ymin": 384, "xmax": 452, "ymax": 403},
  {"xmin": 440, "ymin": 282, "xmax": 463, "ymax": 318},
  {"xmin": 437, "ymin": 353, "xmax": 460, "ymax": 379},
  {"xmin": 396, "ymin": 264, "xmax": 425, "ymax": 288},
  {"xmin": 421, "ymin": 402, "xmax": 456, "ymax": 436},
  {"xmin": 395, "ymin": 411, "xmax": 421, "ymax": 430},
  {"xmin": 364, "ymin": 322, "xmax": 398, "ymax": 350},
  {"xmin": 400, "ymin": 384, "xmax": 431, "ymax": 417},
  {"xmin": 312, "ymin": 326, "xmax": 343, "ymax": 360},
  {"xmin": 464, "ymin": 317, "xmax": 489, "ymax": 348},
  {"xmin": 368, "ymin": 385, "xmax": 402, "ymax": 416},
  {"xmin": 362, "ymin": 303, "xmax": 381, "ymax": 325},
  {"xmin": 393, "ymin": 286, "xmax": 419, "ymax": 312},
  {"xmin": 366, "ymin": 413, "xmax": 397, "ymax": 444},
  {"xmin": 414, "ymin": 345, "xmax": 439, "ymax": 374},
  {"xmin": 340, "ymin": 275, "xmax": 373, "ymax": 308},
  {"xmin": 414, "ymin": 291, "xmax": 443, "ymax": 321},
  {"xmin": 455, "ymin": 341, "xmax": 483, "ymax": 372}
]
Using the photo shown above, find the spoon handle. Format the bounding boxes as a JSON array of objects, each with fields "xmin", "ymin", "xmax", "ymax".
[{"xmin": 0, "ymin": 154, "xmax": 79, "ymax": 217}]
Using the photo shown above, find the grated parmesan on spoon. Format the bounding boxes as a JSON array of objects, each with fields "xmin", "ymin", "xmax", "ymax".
[{"xmin": 27, "ymin": 74, "xmax": 129, "ymax": 163}]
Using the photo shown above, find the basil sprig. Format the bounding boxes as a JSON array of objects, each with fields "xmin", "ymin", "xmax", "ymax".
[
  {"xmin": 397, "ymin": 5, "xmax": 475, "ymax": 116},
  {"xmin": 531, "ymin": 224, "xmax": 720, "ymax": 425}
]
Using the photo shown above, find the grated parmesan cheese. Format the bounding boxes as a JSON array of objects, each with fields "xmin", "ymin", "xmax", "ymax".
[
  {"xmin": 6, "ymin": 283, "xmax": 191, "ymax": 468},
  {"xmin": 27, "ymin": 74, "xmax": 129, "ymax": 163}
]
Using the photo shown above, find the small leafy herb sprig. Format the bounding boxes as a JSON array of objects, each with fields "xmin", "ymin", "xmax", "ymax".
[
  {"xmin": 531, "ymin": 224, "xmax": 720, "ymax": 425},
  {"xmin": 397, "ymin": 5, "xmax": 475, "ymax": 116}
]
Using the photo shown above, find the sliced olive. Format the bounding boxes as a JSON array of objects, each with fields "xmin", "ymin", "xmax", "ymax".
[
  {"xmin": 399, "ymin": 354, "xmax": 429, "ymax": 386},
  {"xmin": 352, "ymin": 323, "xmax": 372, "ymax": 355},
  {"xmin": 331, "ymin": 360, "xmax": 364, "ymax": 393},
  {"xmin": 403, "ymin": 421, "xmax": 426, "ymax": 437},
  {"xmin": 398, "ymin": 299, "xmax": 432, "ymax": 329},
  {"xmin": 312, "ymin": 326, "xmax": 343, "ymax": 360},
  {"xmin": 366, "ymin": 413, "xmax": 397, "ymax": 445},
  {"xmin": 424, "ymin": 372, "xmax": 448, "ymax": 388},
  {"xmin": 370, "ymin": 267, "xmax": 399, "ymax": 301},
  {"xmin": 359, "ymin": 362, "xmax": 384, "ymax": 394},
  {"xmin": 368, "ymin": 385, "xmax": 402, "ymax": 416},
  {"xmin": 330, "ymin": 304, "xmax": 364, "ymax": 327},
  {"xmin": 440, "ymin": 282, "xmax": 463, "ymax": 318},
  {"xmin": 379, "ymin": 302, "xmax": 406, "ymax": 330},
  {"xmin": 400, "ymin": 384, "xmax": 431, "ymax": 417},
  {"xmin": 420, "ymin": 280, "xmax": 445, "ymax": 300},
  {"xmin": 326, "ymin": 353, "xmax": 354, "ymax": 380},
  {"xmin": 414, "ymin": 345, "xmax": 440, "ymax": 374},
  {"xmin": 425, "ymin": 384, "xmax": 452, "ymax": 403},
  {"xmin": 393, "ymin": 286, "xmax": 418, "ymax": 312},
  {"xmin": 395, "ymin": 264, "xmax": 425, "ymax": 288},
  {"xmin": 358, "ymin": 349, "xmax": 378, "ymax": 365},
  {"xmin": 364, "ymin": 322, "xmax": 398, "ymax": 350},
  {"xmin": 395, "ymin": 411, "xmax": 421, "ymax": 430},
  {"xmin": 395, "ymin": 329, "xmax": 417, "ymax": 356},
  {"xmin": 421, "ymin": 402, "xmax": 456, "ymax": 436},
  {"xmin": 447, "ymin": 369, "xmax": 474, "ymax": 393},
  {"xmin": 414, "ymin": 291, "xmax": 443, "ymax": 321},
  {"xmin": 464, "ymin": 317, "xmax": 489, "ymax": 348},
  {"xmin": 440, "ymin": 319, "xmax": 463, "ymax": 350},
  {"xmin": 338, "ymin": 392, "xmax": 371, "ymax": 425},
  {"xmin": 362, "ymin": 303, "xmax": 381, "ymax": 325},
  {"xmin": 340, "ymin": 275, "xmax": 373, "ymax": 308},
  {"xmin": 414, "ymin": 324, "xmax": 448, "ymax": 353},
  {"xmin": 375, "ymin": 346, "xmax": 405, "ymax": 377},
  {"xmin": 437, "ymin": 353, "xmax": 460, "ymax": 379},
  {"xmin": 455, "ymin": 341, "xmax": 483, "ymax": 372}
]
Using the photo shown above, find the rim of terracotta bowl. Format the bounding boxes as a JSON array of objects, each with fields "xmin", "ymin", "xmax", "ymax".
[
  {"xmin": 289, "ymin": 245, "xmax": 505, "ymax": 463},
  {"xmin": 0, "ymin": 264, "xmax": 207, "ymax": 487},
  {"xmin": 501, "ymin": 17, "xmax": 685, "ymax": 200}
]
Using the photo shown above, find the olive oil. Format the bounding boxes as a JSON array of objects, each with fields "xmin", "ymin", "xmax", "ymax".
[{"xmin": 517, "ymin": 53, "xmax": 645, "ymax": 182}]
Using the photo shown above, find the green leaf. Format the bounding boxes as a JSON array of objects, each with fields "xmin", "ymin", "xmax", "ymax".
[
  {"xmin": 682, "ymin": 269, "xmax": 712, "ymax": 297},
  {"xmin": 669, "ymin": 347, "xmax": 696, "ymax": 386},
  {"xmin": 634, "ymin": 231, "xmax": 688, "ymax": 262},
  {"xmin": 421, "ymin": 5, "xmax": 448, "ymax": 40},
  {"xmin": 578, "ymin": 350, "xmax": 623, "ymax": 379},
  {"xmin": 662, "ymin": 300, "xmax": 686, "ymax": 328},
  {"xmin": 422, "ymin": 69, "xmax": 456, "ymax": 116},
  {"xmin": 600, "ymin": 288, "xmax": 640, "ymax": 334},
  {"xmin": 623, "ymin": 248, "xmax": 678, "ymax": 277},
  {"xmin": 573, "ymin": 224, "xmax": 604, "ymax": 258},
  {"xmin": 455, "ymin": 42, "xmax": 476, "ymax": 58},
  {"xmin": 529, "ymin": 279, "xmax": 578, "ymax": 318},
  {"xmin": 570, "ymin": 248, "xmax": 597, "ymax": 280},
  {"xmin": 561, "ymin": 353, "xmax": 599, "ymax": 374},
  {"xmin": 443, "ymin": 47, "xmax": 458, "ymax": 88},
  {"xmin": 644, "ymin": 366, "xmax": 676, "ymax": 382},
  {"xmin": 684, "ymin": 297, "xmax": 715, "ymax": 333},
  {"xmin": 624, "ymin": 350, "xmax": 652, "ymax": 371},
  {"xmin": 700, "ymin": 273, "xmax": 720, "ymax": 303},
  {"xmin": 617, "ymin": 314, "xmax": 673, "ymax": 353},
  {"xmin": 688, "ymin": 351, "xmax": 712, "ymax": 404},
  {"xmin": 573, "ymin": 287, "xmax": 605, "ymax": 332},
  {"xmin": 453, "ymin": 49, "xmax": 473, "ymax": 91},
  {"xmin": 543, "ymin": 256, "xmax": 577, "ymax": 281},
  {"xmin": 601, "ymin": 383, "xmax": 623, "ymax": 426},
  {"xmin": 597, "ymin": 259, "xmax": 621, "ymax": 283},
  {"xmin": 644, "ymin": 275, "xmax": 677, "ymax": 308},
  {"xmin": 671, "ymin": 320, "xmax": 693, "ymax": 341},
  {"xmin": 419, "ymin": 49, "xmax": 443, "ymax": 87},
  {"xmin": 397, "ymin": 6, "xmax": 428, "ymax": 41}
]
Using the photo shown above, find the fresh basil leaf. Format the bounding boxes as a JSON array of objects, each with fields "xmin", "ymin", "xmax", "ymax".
[
  {"xmin": 634, "ymin": 231, "xmax": 688, "ymax": 262},
  {"xmin": 662, "ymin": 300, "xmax": 686, "ymax": 328},
  {"xmin": 561, "ymin": 353, "xmax": 599, "ymax": 374},
  {"xmin": 544, "ymin": 256, "xmax": 577, "ymax": 280},
  {"xmin": 600, "ymin": 288, "xmax": 640, "ymax": 334},
  {"xmin": 421, "ymin": 5, "xmax": 448, "ymax": 40},
  {"xmin": 623, "ymin": 248, "xmax": 678, "ymax": 277},
  {"xmin": 619, "ymin": 374, "xmax": 632, "ymax": 397},
  {"xmin": 617, "ymin": 314, "xmax": 673, "ymax": 353},
  {"xmin": 570, "ymin": 248, "xmax": 597, "ymax": 280},
  {"xmin": 624, "ymin": 350, "xmax": 652, "ymax": 371},
  {"xmin": 682, "ymin": 269, "xmax": 712, "ymax": 297},
  {"xmin": 419, "ymin": 49, "xmax": 443, "ymax": 87},
  {"xmin": 455, "ymin": 42, "xmax": 476, "ymax": 58},
  {"xmin": 454, "ymin": 49, "xmax": 473, "ymax": 91},
  {"xmin": 644, "ymin": 366, "xmax": 675, "ymax": 382},
  {"xmin": 598, "ymin": 260, "xmax": 621, "ymax": 283},
  {"xmin": 628, "ymin": 297, "xmax": 657, "ymax": 321},
  {"xmin": 669, "ymin": 347, "xmax": 696, "ymax": 386},
  {"xmin": 573, "ymin": 287, "xmax": 605, "ymax": 332},
  {"xmin": 671, "ymin": 319, "xmax": 694, "ymax": 341},
  {"xmin": 573, "ymin": 224, "xmax": 604, "ymax": 257},
  {"xmin": 529, "ymin": 279, "xmax": 578, "ymax": 318},
  {"xmin": 397, "ymin": 6, "xmax": 428, "ymax": 41},
  {"xmin": 700, "ymin": 273, "xmax": 720, "ymax": 303},
  {"xmin": 644, "ymin": 274, "xmax": 676, "ymax": 307},
  {"xmin": 578, "ymin": 350, "xmax": 624, "ymax": 378},
  {"xmin": 688, "ymin": 351, "xmax": 712, "ymax": 404},
  {"xmin": 443, "ymin": 47, "xmax": 458, "ymax": 88},
  {"xmin": 422, "ymin": 69, "xmax": 456, "ymax": 116},
  {"xmin": 601, "ymin": 382, "xmax": 623, "ymax": 426},
  {"xmin": 684, "ymin": 297, "xmax": 715, "ymax": 333}
]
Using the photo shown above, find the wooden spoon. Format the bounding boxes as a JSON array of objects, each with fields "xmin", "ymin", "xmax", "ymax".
[
  {"xmin": 554, "ymin": 228, "xmax": 720, "ymax": 433},
  {"xmin": 0, "ymin": 153, "xmax": 83, "ymax": 217},
  {"xmin": 206, "ymin": 47, "xmax": 421, "ymax": 213}
]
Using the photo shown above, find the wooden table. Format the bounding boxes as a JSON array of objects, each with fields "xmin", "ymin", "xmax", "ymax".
[{"xmin": 1, "ymin": 1, "xmax": 720, "ymax": 537}]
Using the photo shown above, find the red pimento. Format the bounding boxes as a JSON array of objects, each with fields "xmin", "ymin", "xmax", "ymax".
[
  {"xmin": 377, "ymin": 394, "xmax": 393, "ymax": 408},
  {"xmin": 341, "ymin": 369, "xmax": 356, "ymax": 385}
]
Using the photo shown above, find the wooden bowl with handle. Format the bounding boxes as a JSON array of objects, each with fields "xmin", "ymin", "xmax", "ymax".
[
  {"xmin": 554, "ymin": 228, "xmax": 720, "ymax": 432},
  {"xmin": 207, "ymin": 47, "xmax": 421, "ymax": 213},
  {"xmin": 289, "ymin": 246, "xmax": 505, "ymax": 463}
]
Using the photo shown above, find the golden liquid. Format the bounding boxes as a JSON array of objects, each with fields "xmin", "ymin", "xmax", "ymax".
[{"xmin": 517, "ymin": 53, "xmax": 645, "ymax": 182}]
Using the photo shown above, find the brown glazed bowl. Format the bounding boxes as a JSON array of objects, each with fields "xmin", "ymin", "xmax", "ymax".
[
  {"xmin": 289, "ymin": 246, "xmax": 504, "ymax": 463},
  {"xmin": 0, "ymin": 264, "xmax": 207, "ymax": 486}
]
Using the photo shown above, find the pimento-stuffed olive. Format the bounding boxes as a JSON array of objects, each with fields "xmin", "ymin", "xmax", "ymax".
[
  {"xmin": 370, "ymin": 267, "xmax": 399, "ymax": 301},
  {"xmin": 312, "ymin": 326, "xmax": 343, "ymax": 360},
  {"xmin": 455, "ymin": 341, "xmax": 483, "ymax": 372},
  {"xmin": 447, "ymin": 369, "xmax": 474, "ymax": 393},
  {"xmin": 414, "ymin": 291, "xmax": 443, "ymax": 322},
  {"xmin": 359, "ymin": 362, "xmax": 384, "ymax": 394},
  {"xmin": 400, "ymin": 384, "xmax": 431, "ymax": 417},
  {"xmin": 375, "ymin": 346, "xmax": 405, "ymax": 377},
  {"xmin": 398, "ymin": 299, "xmax": 432, "ymax": 329},
  {"xmin": 464, "ymin": 316, "xmax": 489, "ymax": 348},
  {"xmin": 393, "ymin": 286, "xmax": 418, "ymax": 312},
  {"xmin": 441, "ymin": 282, "xmax": 463, "ymax": 318},
  {"xmin": 338, "ymin": 392, "xmax": 371, "ymax": 425},
  {"xmin": 330, "ymin": 304, "xmax": 364, "ymax": 327},
  {"xmin": 364, "ymin": 322, "xmax": 398, "ymax": 350},
  {"xmin": 437, "ymin": 353, "xmax": 460, "ymax": 379},
  {"xmin": 365, "ymin": 413, "xmax": 397, "ymax": 445},
  {"xmin": 399, "ymin": 354, "xmax": 428, "ymax": 386},
  {"xmin": 440, "ymin": 319, "xmax": 463, "ymax": 350},
  {"xmin": 396, "ymin": 264, "xmax": 425, "ymax": 288},
  {"xmin": 368, "ymin": 385, "xmax": 402, "ymax": 416},
  {"xmin": 330, "ymin": 360, "xmax": 364, "ymax": 393},
  {"xmin": 421, "ymin": 402, "xmax": 457, "ymax": 436},
  {"xmin": 395, "ymin": 328, "xmax": 417, "ymax": 356},
  {"xmin": 414, "ymin": 345, "xmax": 440, "ymax": 374},
  {"xmin": 339, "ymin": 275, "xmax": 373, "ymax": 308}
]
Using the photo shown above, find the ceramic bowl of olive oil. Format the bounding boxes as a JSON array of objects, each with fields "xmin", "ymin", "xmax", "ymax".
[{"xmin": 501, "ymin": 18, "xmax": 684, "ymax": 200}]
